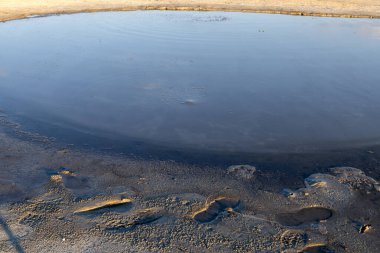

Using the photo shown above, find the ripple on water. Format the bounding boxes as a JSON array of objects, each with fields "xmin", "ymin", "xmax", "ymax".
[{"xmin": 0, "ymin": 11, "xmax": 380, "ymax": 154}]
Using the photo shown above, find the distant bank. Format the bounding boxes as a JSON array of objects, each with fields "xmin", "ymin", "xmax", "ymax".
[{"xmin": 1, "ymin": 0, "xmax": 380, "ymax": 22}]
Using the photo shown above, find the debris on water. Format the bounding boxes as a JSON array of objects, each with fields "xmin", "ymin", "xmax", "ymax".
[
  {"xmin": 181, "ymin": 99, "xmax": 197, "ymax": 105},
  {"xmin": 193, "ymin": 16, "xmax": 228, "ymax": 22}
]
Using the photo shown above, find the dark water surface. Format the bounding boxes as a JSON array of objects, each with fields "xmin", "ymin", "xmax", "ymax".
[{"xmin": 1, "ymin": 11, "xmax": 380, "ymax": 159}]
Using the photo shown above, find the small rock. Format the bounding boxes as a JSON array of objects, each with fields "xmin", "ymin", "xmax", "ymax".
[{"xmin": 359, "ymin": 224, "xmax": 372, "ymax": 234}]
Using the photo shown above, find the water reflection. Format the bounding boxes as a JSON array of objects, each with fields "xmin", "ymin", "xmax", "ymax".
[{"xmin": 0, "ymin": 11, "xmax": 380, "ymax": 154}]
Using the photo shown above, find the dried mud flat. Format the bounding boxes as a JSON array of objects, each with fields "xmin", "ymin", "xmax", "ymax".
[
  {"xmin": 1, "ymin": 117, "xmax": 380, "ymax": 253},
  {"xmin": 0, "ymin": 0, "xmax": 380, "ymax": 23}
]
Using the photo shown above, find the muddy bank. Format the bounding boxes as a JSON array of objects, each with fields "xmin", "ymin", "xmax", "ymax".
[
  {"xmin": 1, "ymin": 116, "xmax": 380, "ymax": 252},
  {"xmin": 1, "ymin": 0, "xmax": 380, "ymax": 22}
]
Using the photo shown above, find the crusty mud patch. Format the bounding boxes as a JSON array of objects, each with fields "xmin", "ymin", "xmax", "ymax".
[
  {"xmin": 104, "ymin": 207, "xmax": 164, "ymax": 232},
  {"xmin": 280, "ymin": 229, "xmax": 308, "ymax": 250},
  {"xmin": 227, "ymin": 164, "xmax": 256, "ymax": 180},
  {"xmin": 330, "ymin": 167, "xmax": 380, "ymax": 194}
]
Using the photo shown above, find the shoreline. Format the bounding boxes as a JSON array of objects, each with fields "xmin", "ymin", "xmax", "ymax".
[
  {"xmin": 1, "ymin": 121, "xmax": 380, "ymax": 252},
  {"xmin": 1, "ymin": 0, "xmax": 380, "ymax": 23}
]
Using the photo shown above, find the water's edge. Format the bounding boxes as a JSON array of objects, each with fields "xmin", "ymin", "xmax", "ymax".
[{"xmin": 1, "ymin": 4, "xmax": 379, "ymax": 24}]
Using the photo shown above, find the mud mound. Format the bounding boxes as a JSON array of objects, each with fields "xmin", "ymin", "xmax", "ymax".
[
  {"xmin": 330, "ymin": 167, "xmax": 380, "ymax": 194},
  {"xmin": 227, "ymin": 165, "xmax": 256, "ymax": 180},
  {"xmin": 18, "ymin": 212, "xmax": 44, "ymax": 228},
  {"xmin": 280, "ymin": 229, "xmax": 308, "ymax": 250},
  {"xmin": 193, "ymin": 197, "xmax": 240, "ymax": 223},
  {"xmin": 284, "ymin": 167, "xmax": 380, "ymax": 209}
]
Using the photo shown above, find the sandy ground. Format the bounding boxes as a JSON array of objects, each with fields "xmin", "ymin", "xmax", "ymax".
[
  {"xmin": 1, "ymin": 108, "xmax": 380, "ymax": 252},
  {"xmin": 1, "ymin": 0, "xmax": 380, "ymax": 22}
]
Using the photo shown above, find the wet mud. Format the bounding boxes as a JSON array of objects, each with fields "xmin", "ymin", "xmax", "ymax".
[{"xmin": 1, "ymin": 119, "xmax": 380, "ymax": 252}]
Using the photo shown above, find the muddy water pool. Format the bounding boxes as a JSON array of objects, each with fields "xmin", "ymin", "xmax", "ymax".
[{"xmin": 1, "ymin": 11, "xmax": 380, "ymax": 161}]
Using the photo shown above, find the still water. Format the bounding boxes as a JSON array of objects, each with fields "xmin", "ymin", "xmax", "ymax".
[{"xmin": 1, "ymin": 11, "xmax": 380, "ymax": 155}]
